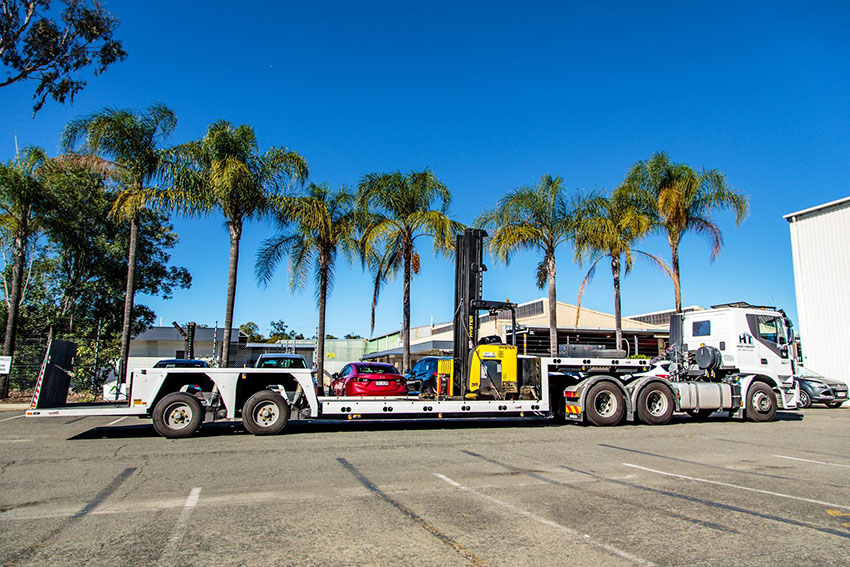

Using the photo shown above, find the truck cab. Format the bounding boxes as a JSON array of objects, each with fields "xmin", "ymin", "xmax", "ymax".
[{"xmin": 681, "ymin": 304, "xmax": 795, "ymax": 389}]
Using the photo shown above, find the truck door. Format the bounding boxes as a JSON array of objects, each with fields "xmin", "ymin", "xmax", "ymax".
[{"xmin": 747, "ymin": 314, "xmax": 793, "ymax": 381}]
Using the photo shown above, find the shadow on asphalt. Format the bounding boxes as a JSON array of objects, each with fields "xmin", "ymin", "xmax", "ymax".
[{"xmin": 67, "ymin": 410, "xmax": 804, "ymax": 440}]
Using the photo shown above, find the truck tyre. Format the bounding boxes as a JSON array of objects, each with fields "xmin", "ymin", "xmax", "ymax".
[
  {"xmin": 585, "ymin": 382, "xmax": 625, "ymax": 426},
  {"xmin": 746, "ymin": 382, "xmax": 777, "ymax": 422},
  {"xmin": 242, "ymin": 390, "xmax": 290, "ymax": 435},
  {"xmin": 152, "ymin": 392, "xmax": 203, "ymax": 439},
  {"xmin": 798, "ymin": 389, "xmax": 811, "ymax": 408},
  {"xmin": 636, "ymin": 383, "xmax": 673, "ymax": 425}
]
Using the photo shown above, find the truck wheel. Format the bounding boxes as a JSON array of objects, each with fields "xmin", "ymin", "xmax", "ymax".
[
  {"xmin": 585, "ymin": 382, "xmax": 625, "ymax": 426},
  {"xmin": 747, "ymin": 382, "xmax": 777, "ymax": 422},
  {"xmin": 152, "ymin": 392, "xmax": 203, "ymax": 439},
  {"xmin": 242, "ymin": 390, "xmax": 290, "ymax": 435},
  {"xmin": 798, "ymin": 389, "xmax": 811, "ymax": 408},
  {"xmin": 636, "ymin": 383, "xmax": 673, "ymax": 425}
]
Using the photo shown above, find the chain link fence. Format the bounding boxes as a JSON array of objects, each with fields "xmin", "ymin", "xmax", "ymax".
[{"xmin": 6, "ymin": 337, "xmax": 116, "ymax": 395}]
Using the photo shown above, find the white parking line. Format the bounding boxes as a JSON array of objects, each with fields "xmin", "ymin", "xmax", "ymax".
[
  {"xmin": 773, "ymin": 454, "xmax": 850, "ymax": 469},
  {"xmin": 0, "ymin": 414, "xmax": 24, "ymax": 423},
  {"xmin": 623, "ymin": 463, "xmax": 850, "ymax": 511},
  {"xmin": 157, "ymin": 487, "xmax": 202, "ymax": 566},
  {"xmin": 105, "ymin": 416, "xmax": 128, "ymax": 426},
  {"xmin": 435, "ymin": 473, "xmax": 655, "ymax": 566},
  {"xmin": 0, "ymin": 439, "xmax": 30, "ymax": 444}
]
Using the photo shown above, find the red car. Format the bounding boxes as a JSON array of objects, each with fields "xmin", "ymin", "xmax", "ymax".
[{"xmin": 331, "ymin": 362, "xmax": 407, "ymax": 396}]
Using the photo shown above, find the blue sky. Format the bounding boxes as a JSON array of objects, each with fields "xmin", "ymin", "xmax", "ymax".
[{"xmin": 2, "ymin": 1, "xmax": 849, "ymax": 337}]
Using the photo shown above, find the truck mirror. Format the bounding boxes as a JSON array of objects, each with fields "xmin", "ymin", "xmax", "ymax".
[{"xmin": 331, "ymin": 372, "xmax": 339, "ymax": 379}]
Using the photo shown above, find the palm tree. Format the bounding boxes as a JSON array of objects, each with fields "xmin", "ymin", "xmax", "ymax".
[
  {"xmin": 0, "ymin": 146, "xmax": 50, "ymax": 398},
  {"xmin": 358, "ymin": 169, "xmax": 460, "ymax": 372},
  {"xmin": 475, "ymin": 175, "xmax": 575, "ymax": 356},
  {"xmin": 165, "ymin": 120, "xmax": 308, "ymax": 366},
  {"xmin": 573, "ymin": 187, "xmax": 672, "ymax": 351},
  {"xmin": 61, "ymin": 104, "xmax": 177, "ymax": 382},
  {"xmin": 255, "ymin": 183, "xmax": 358, "ymax": 389},
  {"xmin": 622, "ymin": 152, "xmax": 748, "ymax": 312}
]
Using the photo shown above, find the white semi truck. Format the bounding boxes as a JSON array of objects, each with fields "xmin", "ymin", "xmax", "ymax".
[{"xmin": 26, "ymin": 229, "xmax": 797, "ymax": 437}]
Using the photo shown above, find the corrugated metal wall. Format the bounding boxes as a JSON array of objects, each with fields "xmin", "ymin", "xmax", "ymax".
[{"xmin": 788, "ymin": 199, "xmax": 850, "ymax": 387}]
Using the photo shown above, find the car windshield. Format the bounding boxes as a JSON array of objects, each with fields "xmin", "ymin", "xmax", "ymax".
[
  {"xmin": 258, "ymin": 357, "xmax": 307, "ymax": 369},
  {"xmin": 356, "ymin": 364, "xmax": 399, "ymax": 374}
]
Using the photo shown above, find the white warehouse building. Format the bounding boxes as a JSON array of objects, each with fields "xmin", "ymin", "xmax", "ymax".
[{"xmin": 785, "ymin": 196, "xmax": 850, "ymax": 388}]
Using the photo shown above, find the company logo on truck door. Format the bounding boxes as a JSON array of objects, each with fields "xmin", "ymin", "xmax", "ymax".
[{"xmin": 739, "ymin": 332, "xmax": 753, "ymax": 345}]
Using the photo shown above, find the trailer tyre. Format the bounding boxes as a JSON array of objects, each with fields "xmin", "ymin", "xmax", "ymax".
[
  {"xmin": 242, "ymin": 390, "xmax": 290, "ymax": 435},
  {"xmin": 585, "ymin": 382, "xmax": 625, "ymax": 426},
  {"xmin": 152, "ymin": 392, "xmax": 203, "ymax": 439},
  {"xmin": 636, "ymin": 383, "xmax": 673, "ymax": 425},
  {"xmin": 746, "ymin": 382, "xmax": 777, "ymax": 422}
]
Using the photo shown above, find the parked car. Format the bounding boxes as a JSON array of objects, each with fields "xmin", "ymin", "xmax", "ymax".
[
  {"xmin": 405, "ymin": 356, "xmax": 451, "ymax": 393},
  {"xmin": 153, "ymin": 359, "xmax": 209, "ymax": 368},
  {"xmin": 254, "ymin": 353, "xmax": 308, "ymax": 369},
  {"xmin": 794, "ymin": 367, "xmax": 848, "ymax": 408},
  {"xmin": 331, "ymin": 362, "xmax": 407, "ymax": 396}
]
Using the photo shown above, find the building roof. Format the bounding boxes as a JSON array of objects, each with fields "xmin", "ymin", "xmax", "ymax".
[
  {"xmin": 134, "ymin": 326, "xmax": 243, "ymax": 342},
  {"xmin": 784, "ymin": 196, "xmax": 850, "ymax": 221},
  {"xmin": 627, "ymin": 306, "xmax": 703, "ymax": 318}
]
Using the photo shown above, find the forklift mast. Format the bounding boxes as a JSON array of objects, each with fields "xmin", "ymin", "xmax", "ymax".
[{"xmin": 452, "ymin": 228, "xmax": 517, "ymax": 397}]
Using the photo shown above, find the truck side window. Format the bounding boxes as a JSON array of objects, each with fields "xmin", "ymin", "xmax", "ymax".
[
  {"xmin": 692, "ymin": 320, "xmax": 710, "ymax": 336},
  {"xmin": 757, "ymin": 316, "xmax": 780, "ymax": 344}
]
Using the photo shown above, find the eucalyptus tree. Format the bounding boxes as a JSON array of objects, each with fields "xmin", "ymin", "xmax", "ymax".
[
  {"xmin": 61, "ymin": 103, "xmax": 177, "ymax": 381},
  {"xmin": 165, "ymin": 120, "xmax": 308, "ymax": 366},
  {"xmin": 358, "ymin": 169, "xmax": 460, "ymax": 372},
  {"xmin": 0, "ymin": 146, "xmax": 50, "ymax": 397},
  {"xmin": 622, "ymin": 152, "xmax": 748, "ymax": 311},
  {"xmin": 573, "ymin": 187, "xmax": 672, "ymax": 351},
  {"xmin": 256, "ymin": 183, "xmax": 358, "ymax": 386},
  {"xmin": 474, "ymin": 174, "xmax": 575, "ymax": 357}
]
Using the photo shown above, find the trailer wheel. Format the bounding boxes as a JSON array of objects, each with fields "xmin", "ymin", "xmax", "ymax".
[
  {"xmin": 585, "ymin": 382, "xmax": 625, "ymax": 426},
  {"xmin": 747, "ymin": 382, "xmax": 777, "ymax": 422},
  {"xmin": 242, "ymin": 390, "xmax": 290, "ymax": 435},
  {"xmin": 636, "ymin": 383, "xmax": 673, "ymax": 425},
  {"xmin": 798, "ymin": 389, "xmax": 811, "ymax": 408},
  {"xmin": 152, "ymin": 392, "xmax": 203, "ymax": 438}
]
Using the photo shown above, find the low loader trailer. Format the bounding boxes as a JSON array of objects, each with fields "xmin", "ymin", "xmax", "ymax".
[{"xmin": 26, "ymin": 229, "xmax": 797, "ymax": 438}]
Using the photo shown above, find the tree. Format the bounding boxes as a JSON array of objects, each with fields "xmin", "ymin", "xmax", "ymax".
[
  {"xmin": 164, "ymin": 120, "xmax": 308, "ymax": 366},
  {"xmin": 0, "ymin": 146, "xmax": 51, "ymax": 397},
  {"xmin": 344, "ymin": 333, "xmax": 363, "ymax": 340},
  {"xmin": 358, "ymin": 169, "xmax": 461, "ymax": 372},
  {"xmin": 61, "ymin": 103, "xmax": 178, "ymax": 382},
  {"xmin": 475, "ymin": 174, "xmax": 575, "ymax": 356},
  {"xmin": 0, "ymin": 180, "xmax": 190, "ymax": 393},
  {"xmin": 622, "ymin": 152, "xmax": 748, "ymax": 312},
  {"xmin": 256, "ymin": 183, "xmax": 358, "ymax": 387},
  {"xmin": 0, "ymin": 0, "xmax": 126, "ymax": 114},
  {"xmin": 239, "ymin": 322, "xmax": 263, "ymax": 342},
  {"xmin": 573, "ymin": 187, "xmax": 672, "ymax": 350}
]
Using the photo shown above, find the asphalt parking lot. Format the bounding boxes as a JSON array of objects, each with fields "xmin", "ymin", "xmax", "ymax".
[{"xmin": 1, "ymin": 406, "xmax": 849, "ymax": 566}]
